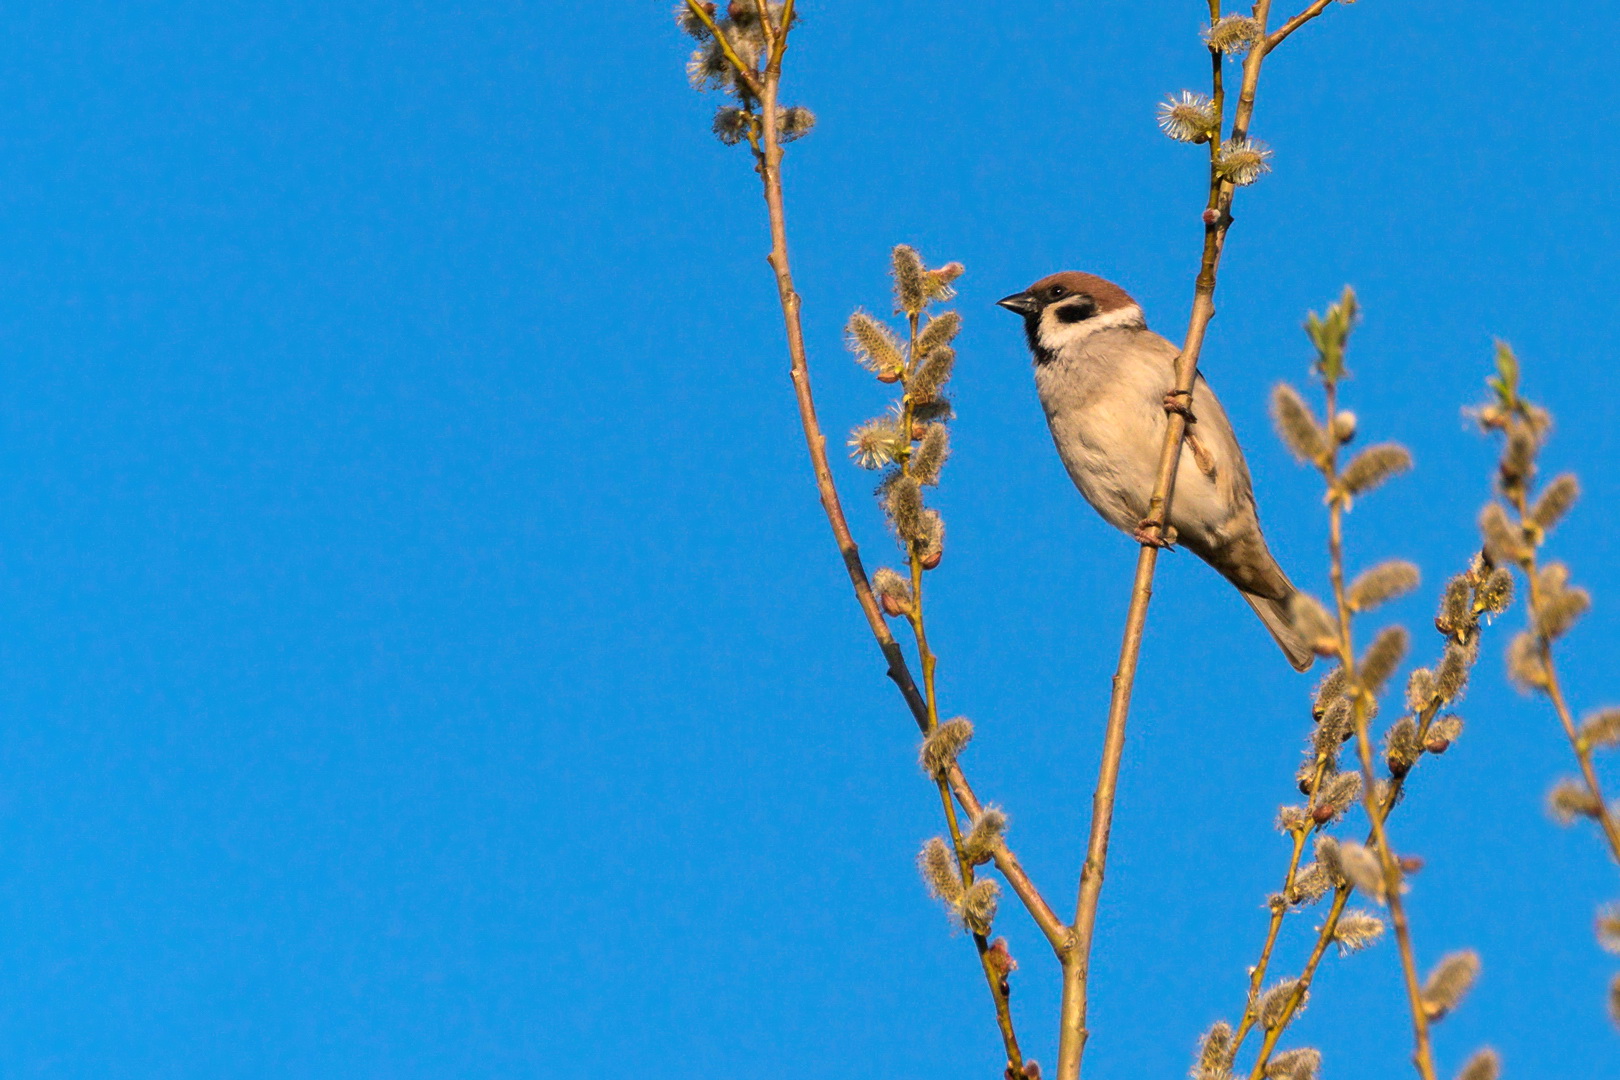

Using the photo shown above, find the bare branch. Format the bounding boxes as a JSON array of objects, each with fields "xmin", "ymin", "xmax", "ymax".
[
  {"xmin": 1055, "ymin": 1, "xmax": 1343, "ymax": 1073},
  {"xmin": 1264, "ymin": 0, "xmax": 1338, "ymax": 52}
]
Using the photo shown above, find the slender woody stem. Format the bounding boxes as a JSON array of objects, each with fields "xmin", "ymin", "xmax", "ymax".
[
  {"xmin": 684, "ymin": 2, "xmax": 764, "ymax": 100},
  {"xmin": 1543, "ymin": 657, "xmax": 1620, "ymax": 861},
  {"xmin": 1320, "ymin": 387, "xmax": 1436, "ymax": 1080},
  {"xmin": 1265, "ymin": 0, "xmax": 1338, "ymax": 51},
  {"xmin": 1055, "ymin": 3, "xmax": 1307, "ymax": 1075},
  {"xmin": 1243, "ymin": 887, "xmax": 1351, "ymax": 1078},
  {"xmin": 1349, "ymin": 709, "xmax": 1436, "ymax": 1080},
  {"xmin": 1508, "ymin": 487, "xmax": 1620, "ymax": 863},
  {"xmin": 1248, "ymin": 690, "xmax": 1460, "ymax": 1075},
  {"xmin": 1229, "ymin": 756, "xmax": 1328, "ymax": 1053},
  {"xmin": 687, "ymin": 4, "xmax": 1067, "ymax": 1060},
  {"xmin": 902, "ymin": 318, "xmax": 1026, "ymax": 1076}
]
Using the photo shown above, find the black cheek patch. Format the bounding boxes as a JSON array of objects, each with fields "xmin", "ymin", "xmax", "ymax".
[{"xmin": 1054, "ymin": 297, "xmax": 1097, "ymax": 324}]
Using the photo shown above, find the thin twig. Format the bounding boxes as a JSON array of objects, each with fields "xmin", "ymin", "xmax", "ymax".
[
  {"xmin": 899, "ymin": 313, "xmax": 1026, "ymax": 1075},
  {"xmin": 1264, "ymin": 0, "xmax": 1337, "ymax": 52},
  {"xmin": 1323, "ymin": 377, "xmax": 1435, "ymax": 1080},
  {"xmin": 1543, "ymin": 659, "xmax": 1620, "ymax": 861},
  {"xmin": 1245, "ymin": 688, "xmax": 1460, "ymax": 1076},
  {"xmin": 682, "ymin": 0, "xmax": 764, "ymax": 100},
  {"xmin": 1228, "ymin": 757, "xmax": 1328, "ymax": 1052},
  {"xmin": 684, "ymin": 5, "xmax": 1065, "ymax": 1062},
  {"xmin": 1240, "ymin": 378, "xmax": 1483, "ymax": 1078},
  {"xmin": 1054, "ymin": 2, "xmax": 1325, "ymax": 1075},
  {"xmin": 945, "ymin": 763, "xmax": 1069, "ymax": 951},
  {"xmin": 1508, "ymin": 487, "xmax": 1620, "ymax": 863},
  {"xmin": 1350, "ymin": 721, "xmax": 1435, "ymax": 1080}
]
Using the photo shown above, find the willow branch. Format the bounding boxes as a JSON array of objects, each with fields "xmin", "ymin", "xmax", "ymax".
[
  {"xmin": 1238, "ymin": 364, "xmax": 1492, "ymax": 1075},
  {"xmin": 1246, "ymin": 683, "xmax": 1465, "ymax": 1076},
  {"xmin": 946, "ymin": 763, "xmax": 1068, "ymax": 951},
  {"xmin": 1509, "ymin": 488, "xmax": 1620, "ymax": 863},
  {"xmin": 1264, "ymin": 0, "xmax": 1337, "ymax": 51},
  {"xmin": 682, "ymin": 1, "xmax": 764, "ymax": 100},
  {"xmin": 1056, "ymin": 4, "xmax": 1302, "ymax": 1076},
  {"xmin": 1543, "ymin": 655, "xmax": 1620, "ymax": 861},
  {"xmin": 1321, "ymin": 383, "xmax": 1432, "ymax": 1080},
  {"xmin": 899, "ymin": 316, "xmax": 1025, "ymax": 1077},
  {"xmin": 1243, "ymin": 884, "xmax": 1350, "ymax": 1079},
  {"xmin": 1228, "ymin": 756, "xmax": 1329, "ymax": 1054},
  {"xmin": 686, "ymin": 0, "xmax": 1067, "ymax": 1006},
  {"xmin": 1349, "ymin": 702, "xmax": 1436, "ymax": 1080}
]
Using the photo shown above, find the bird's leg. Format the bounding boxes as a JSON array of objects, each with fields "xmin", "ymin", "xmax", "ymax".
[
  {"xmin": 1133, "ymin": 516, "xmax": 1177, "ymax": 548},
  {"xmin": 1162, "ymin": 388, "xmax": 1195, "ymax": 422}
]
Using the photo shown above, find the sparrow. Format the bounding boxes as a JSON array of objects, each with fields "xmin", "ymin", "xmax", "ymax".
[{"xmin": 997, "ymin": 271, "xmax": 1313, "ymax": 671}]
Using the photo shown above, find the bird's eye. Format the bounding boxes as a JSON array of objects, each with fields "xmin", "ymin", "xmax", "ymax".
[{"xmin": 1047, "ymin": 284, "xmax": 1067, "ymax": 299}]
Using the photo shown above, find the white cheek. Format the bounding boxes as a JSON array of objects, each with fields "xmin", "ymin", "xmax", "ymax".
[
  {"xmin": 1038, "ymin": 312, "xmax": 1094, "ymax": 352},
  {"xmin": 1037, "ymin": 304, "xmax": 1146, "ymax": 351}
]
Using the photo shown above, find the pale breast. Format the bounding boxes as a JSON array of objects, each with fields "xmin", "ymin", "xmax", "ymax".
[{"xmin": 1033, "ymin": 333, "xmax": 1174, "ymax": 531}]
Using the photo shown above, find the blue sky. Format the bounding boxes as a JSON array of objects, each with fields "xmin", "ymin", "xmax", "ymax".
[{"xmin": 0, "ymin": 1, "xmax": 1614, "ymax": 1077}]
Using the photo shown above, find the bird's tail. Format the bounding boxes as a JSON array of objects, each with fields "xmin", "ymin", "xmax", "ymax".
[{"xmin": 1241, "ymin": 589, "xmax": 1316, "ymax": 672}]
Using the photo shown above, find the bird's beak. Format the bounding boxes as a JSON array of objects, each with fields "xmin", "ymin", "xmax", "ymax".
[{"xmin": 996, "ymin": 291, "xmax": 1037, "ymax": 316}]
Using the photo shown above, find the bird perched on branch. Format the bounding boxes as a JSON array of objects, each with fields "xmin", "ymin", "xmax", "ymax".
[{"xmin": 997, "ymin": 271, "xmax": 1313, "ymax": 671}]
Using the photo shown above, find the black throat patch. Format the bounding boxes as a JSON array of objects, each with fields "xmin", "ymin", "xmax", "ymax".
[{"xmin": 1022, "ymin": 316, "xmax": 1058, "ymax": 366}]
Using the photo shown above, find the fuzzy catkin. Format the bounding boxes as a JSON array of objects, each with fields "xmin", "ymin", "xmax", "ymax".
[
  {"xmin": 1271, "ymin": 383, "xmax": 1328, "ymax": 463},
  {"xmin": 1597, "ymin": 904, "xmax": 1620, "ymax": 953},
  {"xmin": 915, "ymin": 311, "xmax": 960, "ymax": 357},
  {"xmin": 1257, "ymin": 979, "xmax": 1306, "ymax": 1030},
  {"xmin": 1314, "ymin": 835, "xmax": 1345, "ymax": 885},
  {"xmin": 1315, "ymin": 698, "xmax": 1352, "ymax": 755},
  {"xmin": 845, "ymin": 311, "xmax": 904, "ymax": 375},
  {"xmin": 1289, "ymin": 862, "xmax": 1331, "ymax": 906},
  {"xmin": 871, "ymin": 567, "xmax": 913, "ymax": 615},
  {"xmin": 1157, "ymin": 91, "xmax": 1217, "ymax": 142},
  {"xmin": 1475, "ymin": 566, "xmax": 1514, "ymax": 615},
  {"xmin": 961, "ymin": 808, "xmax": 1007, "ymax": 866},
  {"xmin": 919, "ymin": 717, "xmax": 973, "ymax": 776},
  {"xmin": 1348, "ymin": 560, "xmax": 1420, "ymax": 611},
  {"xmin": 1533, "ymin": 562, "xmax": 1590, "ymax": 640},
  {"xmin": 891, "ymin": 245, "xmax": 927, "ymax": 316},
  {"xmin": 777, "ymin": 105, "xmax": 815, "ymax": 142},
  {"xmin": 886, "ymin": 475, "xmax": 925, "ymax": 541},
  {"xmin": 1434, "ymin": 638, "xmax": 1476, "ymax": 702},
  {"xmin": 1312, "ymin": 667, "xmax": 1347, "ymax": 718},
  {"xmin": 1506, "ymin": 630, "xmax": 1549, "ymax": 690},
  {"xmin": 1548, "ymin": 778, "xmax": 1602, "ymax": 824},
  {"xmin": 1265, "ymin": 1047, "xmax": 1321, "ymax": 1080},
  {"xmin": 1330, "ymin": 909, "xmax": 1386, "ymax": 953},
  {"xmin": 1455, "ymin": 1048, "xmax": 1500, "ymax": 1080},
  {"xmin": 1217, "ymin": 137, "xmax": 1272, "ymax": 185},
  {"xmin": 1315, "ymin": 771, "xmax": 1361, "ymax": 821},
  {"xmin": 1479, "ymin": 502, "xmax": 1530, "ymax": 564},
  {"xmin": 1419, "ymin": 950, "xmax": 1480, "ymax": 1020},
  {"xmin": 909, "ymin": 346, "xmax": 955, "ymax": 405},
  {"xmin": 911, "ymin": 424, "xmax": 950, "ymax": 486},
  {"xmin": 1356, "ymin": 626, "xmax": 1409, "ymax": 694},
  {"xmin": 960, "ymin": 878, "xmax": 999, "ymax": 934},
  {"xmin": 1337, "ymin": 841, "xmax": 1387, "ymax": 901},
  {"xmin": 918, "ymin": 837, "xmax": 962, "ymax": 903},
  {"xmin": 1581, "ymin": 708, "xmax": 1620, "ymax": 749},
  {"xmin": 1204, "ymin": 13, "xmax": 1263, "ymax": 53},
  {"xmin": 1192, "ymin": 1020, "xmax": 1234, "ymax": 1080},
  {"xmin": 1340, "ymin": 443, "xmax": 1412, "ymax": 496},
  {"xmin": 1384, "ymin": 716, "xmax": 1423, "ymax": 776},
  {"xmin": 1531, "ymin": 473, "xmax": 1579, "ymax": 532}
]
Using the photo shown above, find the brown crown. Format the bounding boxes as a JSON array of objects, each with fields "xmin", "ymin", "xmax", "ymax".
[{"xmin": 1024, "ymin": 271, "xmax": 1137, "ymax": 313}]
